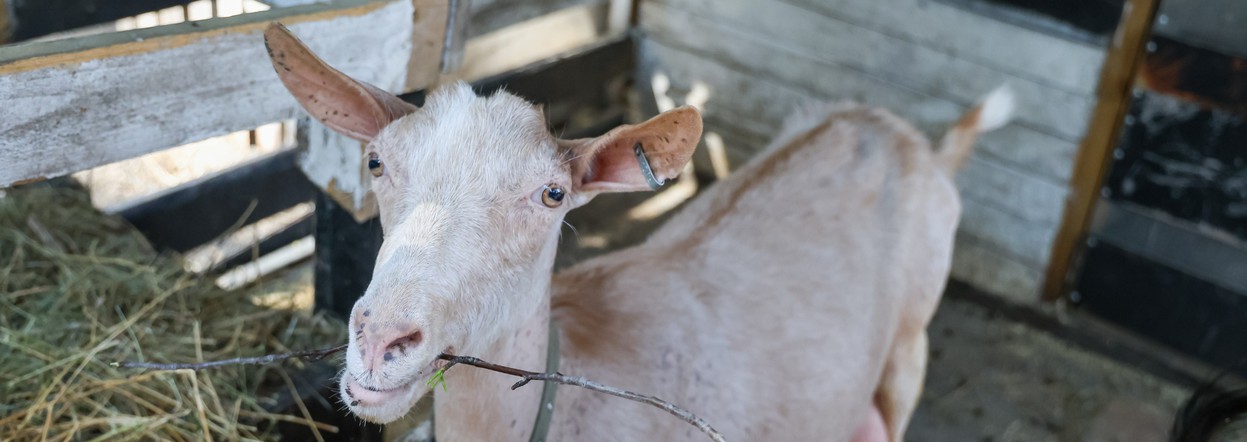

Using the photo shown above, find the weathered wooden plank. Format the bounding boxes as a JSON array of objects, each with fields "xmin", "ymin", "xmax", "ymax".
[
  {"xmin": 0, "ymin": 0, "xmax": 13, "ymax": 44},
  {"xmin": 958, "ymin": 196, "xmax": 1059, "ymax": 266},
  {"xmin": 640, "ymin": 26, "xmax": 1081, "ymax": 182},
  {"xmin": 951, "ymin": 236, "xmax": 1045, "ymax": 303},
  {"xmin": 468, "ymin": 0, "xmax": 607, "ymax": 37},
  {"xmin": 957, "ymin": 156, "xmax": 1068, "ymax": 225},
  {"xmin": 643, "ymin": 0, "xmax": 1096, "ymax": 141},
  {"xmin": 772, "ymin": 0, "xmax": 1107, "ymax": 96},
  {"xmin": 451, "ymin": 1, "xmax": 610, "ymax": 81},
  {"xmin": 0, "ymin": 0, "xmax": 445, "ymax": 188},
  {"xmin": 644, "ymin": 38, "xmax": 1076, "ymax": 193}
]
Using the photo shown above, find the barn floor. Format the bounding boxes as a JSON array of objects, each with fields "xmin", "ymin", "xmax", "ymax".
[{"xmin": 911, "ymin": 292, "xmax": 1187, "ymax": 442}]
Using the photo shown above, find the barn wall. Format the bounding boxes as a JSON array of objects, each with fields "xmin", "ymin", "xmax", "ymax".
[{"xmin": 637, "ymin": 0, "xmax": 1109, "ymax": 302}]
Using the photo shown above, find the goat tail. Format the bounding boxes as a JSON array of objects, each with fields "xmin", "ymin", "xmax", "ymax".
[{"xmin": 936, "ymin": 85, "xmax": 1016, "ymax": 173}]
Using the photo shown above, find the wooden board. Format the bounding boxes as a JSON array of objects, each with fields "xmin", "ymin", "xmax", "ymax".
[
  {"xmin": 468, "ymin": 0, "xmax": 608, "ymax": 37},
  {"xmin": 1042, "ymin": 0, "xmax": 1161, "ymax": 300},
  {"xmin": 0, "ymin": 0, "xmax": 446, "ymax": 188},
  {"xmin": 639, "ymin": 14, "xmax": 1082, "ymax": 181},
  {"xmin": 643, "ymin": 0, "xmax": 1096, "ymax": 141},
  {"xmin": 774, "ymin": 0, "xmax": 1107, "ymax": 96},
  {"xmin": 643, "ymin": 40, "xmax": 1072, "ymax": 221},
  {"xmin": 951, "ymin": 237, "xmax": 1045, "ymax": 302}
]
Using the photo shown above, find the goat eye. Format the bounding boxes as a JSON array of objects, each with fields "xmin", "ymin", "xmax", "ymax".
[
  {"xmin": 367, "ymin": 153, "xmax": 384, "ymax": 177},
  {"xmin": 541, "ymin": 184, "xmax": 565, "ymax": 208}
]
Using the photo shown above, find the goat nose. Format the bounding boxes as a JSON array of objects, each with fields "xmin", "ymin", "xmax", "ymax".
[{"xmin": 363, "ymin": 328, "xmax": 423, "ymax": 368}]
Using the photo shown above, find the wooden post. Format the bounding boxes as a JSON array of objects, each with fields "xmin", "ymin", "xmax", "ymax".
[
  {"xmin": 0, "ymin": 0, "xmax": 11, "ymax": 44},
  {"xmin": 0, "ymin": 0, "xmax": 420, "ymax": 188},
  {"xmin": 1041, "ymin": 0, "xmax": 1162, "ymax": 301}
]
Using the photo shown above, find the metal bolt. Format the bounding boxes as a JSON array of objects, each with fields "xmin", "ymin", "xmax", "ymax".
[
  {"xmin": 1100, "ymin": 187, "xmax": 1112, "ymax": 198},
  {"xmin": 1113, "ymin": 149, "xmax": 1125, "ymax": 160},
  {"xmin": 1086, "ymin": 237, "xmax": 1098, "ymax": 248},
  {"xmin": 1069, "ymin": 291, "xmax": 1083, "ymax": 303},
  {"xmin": 1124, "ymin": 115, "xmax": 1136, "ymax": 126},
  {"xmin": 1157, "ymin": 14, "xmax": 1169, "ymax": 25},
  {"xmin": 1146, "ymin": 41, "xmax": 1158, "ymax": 52}
]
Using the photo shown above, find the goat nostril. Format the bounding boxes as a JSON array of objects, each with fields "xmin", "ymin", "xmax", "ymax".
[{"xmin": 384, "ymin": 331, "xmax": 422, "ymax": 355}]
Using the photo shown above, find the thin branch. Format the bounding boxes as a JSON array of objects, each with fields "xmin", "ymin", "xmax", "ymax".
[
  {"xmin": 438, "ymin": 354, "xmax": 728, "ymax": 442},
  {"xmin": 112, "ymin": 344, "xmax": 347, "ymax": 371},
  {"xmin": 114, "ymin": 345, "xmax": 728, "ymax": 442}
]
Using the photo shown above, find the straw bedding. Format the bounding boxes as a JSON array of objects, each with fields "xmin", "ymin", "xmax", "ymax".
[{"xmin": 0, "ymin": 185, "xmax": 346, "ymax": 441}]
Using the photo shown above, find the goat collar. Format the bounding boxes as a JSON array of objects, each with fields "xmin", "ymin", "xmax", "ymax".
[{"xmin": 529, "ymin": 321, "xmax": 561, "ymax": 442}]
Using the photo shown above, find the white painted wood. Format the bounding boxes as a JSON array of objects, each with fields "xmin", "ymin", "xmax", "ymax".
[
  {"xmin": 640, "ymin": 30, "xmax": 1081, "ymax": 182},
  {"xmin": 467, "ymin": 0, "xmax": 608, "ymax": 37},
  {"xmin": 958, "ymin": 196, "xmax": 1058, "ymax": 266},
  {"xmin": 956, "ymin": 156, "xmax": 1068, "ymax": 225},
  {"xmin": 775, "ymin": 0, "xmax": 1106, "ymax": 96},
  {"xmin": 0, "ymin": 0, "xmax": 422, "ymax": 188},
  {"xmin": 951, "ymin": 236, "xmax": 1044, "ymax": 302},
  {"xmin": 447, "ymin": 2, "xmax": 609, "ymax": 82},
  {"xmin": 607, "ymin": 0, "xmax": 633, "ymax": 34},
  {"xmin": 642, "ymin": 0, "xmax": 1096, "ymax": 141},
  {"xmin": 643, "ymin": 38, "xmax": 1076, "ymax": 190}
]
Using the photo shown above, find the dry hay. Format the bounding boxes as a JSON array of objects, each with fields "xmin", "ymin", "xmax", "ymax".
[{"xmin": 0, "ymin": 185, "xmax": 347, "ymax": 441}]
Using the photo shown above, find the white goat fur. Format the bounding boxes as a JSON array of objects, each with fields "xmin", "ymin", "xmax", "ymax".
[{"xmin": 263, "ymin": 23, "xmax": 1014, "ymax": 442}]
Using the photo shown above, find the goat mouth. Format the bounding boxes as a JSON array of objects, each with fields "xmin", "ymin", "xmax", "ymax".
[{"xmin": 344, "ymin": 348, "xmax": 453, "ymax": 408}]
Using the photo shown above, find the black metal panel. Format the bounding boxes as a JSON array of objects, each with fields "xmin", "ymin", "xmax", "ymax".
[
  {"xmin": 313, "ymin": 192, "xmax": 383, "ymax": 318},
  {"xmin": 1103, "ymin": 91, "xmax": 1247, "ymax": 241},
  {"xmin": 118, "ymin": 149, "xmax": 315, "ymax": 253},
  {"xmin": 9, "ymin": 0, "xmax": 194, "ymax": 42},
  {"xmin": 1076, "ymin": 241, "xmax": 1247, "ymax": 376}
]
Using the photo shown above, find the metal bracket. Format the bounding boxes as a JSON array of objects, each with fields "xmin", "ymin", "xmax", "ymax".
[
  {"xmin": 634, "ymin": 142, "xmax": 665, "ymax": 190},
  {"xmin": 440, "ymin": 0, "xmax": 471, "ymax": 73}
]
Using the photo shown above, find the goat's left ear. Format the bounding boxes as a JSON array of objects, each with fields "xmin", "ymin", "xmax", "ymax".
[{"xmin": 565, "ymin": 106, "xmax": 703, "ymax": 194}]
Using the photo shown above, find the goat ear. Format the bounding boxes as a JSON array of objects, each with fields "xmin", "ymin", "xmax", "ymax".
[
  {"xmin": 264, "ymin": 23, "xmax": 416, "ymax": 142},
  {"xmin": 567, "ymin": 106, "xmax": 702, "ymax": 193}
]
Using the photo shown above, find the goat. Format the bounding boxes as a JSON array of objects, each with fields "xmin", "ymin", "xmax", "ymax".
[{"xmin": 264, "ymin": 23, "xmax": 1014, "ymax": 442}]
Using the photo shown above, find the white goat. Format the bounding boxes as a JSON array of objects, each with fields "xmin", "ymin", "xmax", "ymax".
[{"xmin": 264, "ymin": 23, "xmax": 1014, "ymax": 442}]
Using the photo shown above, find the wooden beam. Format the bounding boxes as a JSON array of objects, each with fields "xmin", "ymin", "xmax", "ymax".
[
  {"xmin": 0, "ymin": 0, "xmax": 450, "ymax": 188},
  {"xmin": 1041, "ymin": 0, "xmax": 1161, "ymax": 301}
]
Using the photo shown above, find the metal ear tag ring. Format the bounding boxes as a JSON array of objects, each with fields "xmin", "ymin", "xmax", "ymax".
[{"xmin": 634, "ymin": 142, "xmax": 665, "ymax": 190}]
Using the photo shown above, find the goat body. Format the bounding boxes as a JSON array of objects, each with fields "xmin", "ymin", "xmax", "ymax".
[{"xmin": 263, "ymin": 23, "xmax": 1013, "ymax": 442}]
